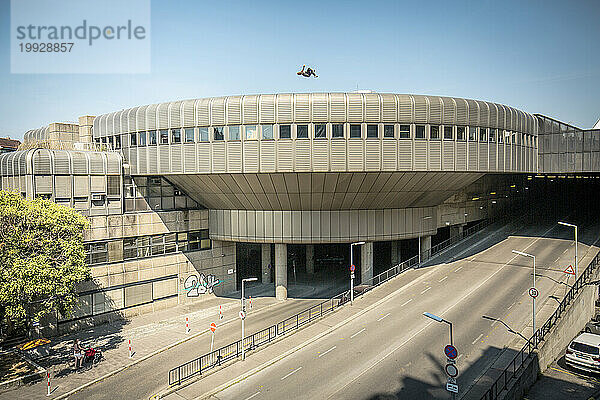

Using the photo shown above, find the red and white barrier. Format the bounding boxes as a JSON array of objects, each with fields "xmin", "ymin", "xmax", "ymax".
[
  {"xmin": 46, "ymin": 370, "xmax": 50, "ymax": 396},
  {"xmin": 128, "ymin": 339, "xmax": 132, "ymax": 358},
  {"xmin": 186, "ymin": 316, "xmax": 190, "ymax": 334},
  {"xmin": 249, "ymin": 296, "xmax": 252, "ymax": 310},
  {"xmin": 219, "ymin": 305, "xmax": 223, "ymax": 320}
]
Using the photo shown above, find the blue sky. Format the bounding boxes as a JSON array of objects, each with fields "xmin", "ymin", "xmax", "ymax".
[{"xmin": 1, "ymin": 0, "xmax": 599, "ymax": 139}]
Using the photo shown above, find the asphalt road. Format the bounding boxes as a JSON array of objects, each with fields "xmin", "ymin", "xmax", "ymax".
[{"xmin": 203, "ymin": 219, "xmax": 600, "ymax": 400}]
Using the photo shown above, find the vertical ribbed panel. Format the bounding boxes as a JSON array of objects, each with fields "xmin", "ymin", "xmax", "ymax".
[
  {"xmin": 171, "ymin": 145, "xmax": 182, "ymax": 173},
  {"xmin": 126, "ymin": 108, "xmax": 136, "ymax": 133},
  {"xmin": 311, "ymin": 93, "xmax": 328, "ymax": 122},
  {"xmin": 364, "ymin": 93, "xmax": 380, "ymax": 122},
  {"xmin": 347, "ymin": 140, "xmax": 364, "ymax": 171},
  {"xmin": 276, "ymin": 141, "xmax": 293, "ymax": 172},
  {"xmin": 456, "ymin": 142, "xmax": 467, "ymax": 170},
  {"xmin": 312, "ymin": 140, "xmax": 329, "ymax": 171},
  {"xmin": 414, "ymin": 141, "xmax": 427, "ymax": 170},
  {"xmin": 183, "ymin": 144, "xmax": 196, "ymax": 173},
  {"xmin": 507, "ymin": 108, "xmax": 514, "ymax": 131},
  {"xmin": 497, "ymin": 104, "xmax": 506, "ymax": 130},
  {"xmin": 226, "ymin": 96, "xmax": 242, "ymax": 124},
  {"xmin": 106, "ymin": 113, "xmax": 115, "ymax": 136},
  {"xmin": 365, "ymin": 140, "xmax": 380, "ymax": 171},
  {"xmin": 159, "ymin": 146, "xmax": 169, "ymax": 172},
  {"xmin": 330, "ymin": 93, "xmax": 346, "ymax": 122},
  {"xmin": 429, "ymin": 141, "xmax": 441, "ymax": 170},
  {"xmin": 243, "ymin": 95, "xmax": 259, "ymax": 124},
  {"xmin": 53, "ymin": 151, "xmax": 70, "ymax": 174},
  {"xmin": 227, "ymin": 142, "xmax": 242, "ymax": 172},
  {"xmin": 137, "ymin": 148, "xmax": 147, "ymax": 173},
  {"xmin": 442, "ymin": 97, "xmax": 455, "ymax": 125},
  {"xmin": 72, "ymin": 152, "xmax": 88, "ymax": 174},
  {"xmin": 276, "ymin": 94, "xmax": 293, "ymax": 123},
  {"xmin": 211, "ymin": 97, "xmax": 226, "ymax": 125},
  {"xmin": 466, "ymin": 99, "xmax": 478, "ymax": 125},
  {"xmin": 243, "ymin": 141, "xmax": 259, "ymax": 173},
  {"xmin": 196, "ymin": 98, "xmax": 210, "ymax": 126},
  {"xmin": 429, "ymin": 97, "xmax": 442, "ymax": 124},
  {"xmin": 182, "ymin": 100, "xmax": 195, "ymax": 127},
  {"xmin": 478, "ymin": 101, "xmax": 489, "ymax": 127},
  {"xmin": 260, "ymin": 94, "xmax": 276, "ymax": 123},
  {"xmin": 413, "ymin": 95, "xmax": 427, "ymax": 123},
  {"xmin": 347, "ymin": 93, "xmax": 363, "ymax": 122},
  {"xmin": 468, "ymin": 142, "xmax": 478, "ymax": 170},
  {"xmin": 382, "ymin": 140, "xmax": 397, "ymax": 170},
  {"xmin": 498, "ymin": 145, "xmax": 505, "ymax": 171},
  {"xmin": 443, "ymin": 141, "xmax": 455, "ymax": 170},
  {"xmin": 118, "ymin": 110, "xmax": 127, "ymax": 134},
  {"xmin": 212, "ymin": 142, "xmax": 226, "ymax": 172},
  {"xmin": 330, "ymin": 141, "xmax": 346, "ymax": 171},
  {"xmin": 89, "ymin": 153, "xmax": 105, "ymax": 174},
  {"xmin": 128, "ymin": 149, "xmax": 137, "ymax": 174},
  {"xmin": 478, "ymin": 143, "xmax": 488, "ymax": 170},
  {"xmin": 381, "ymin": 94, "xmax": 397, "ymax": 122},
  {"xmin": 157, "ymin": 103, "xmax": 169, "ymax": 129},
  {"xmin": 259, "ymin": 141, "xmax": 276, "ymax": 172},
  {"xmin": 456, "ymin": 99, "xmax": 467, "ymax": 125},
  {"xmin": 489, "ymin": 144, "xmax": 497, "ymax": 171},
  {"xmin": 147, "ymin": 146, "xmax": 158, "ymax": 173},
  {"xmin": 489, "ymin": 103, "xmax": 498, "ymax": 129},
  {"xmin": 197, "ymin": 143, "xmax": 211, "ymax": 173},
  {"xmin": 294, "ymin": 94, "xmax": 310, "ymax": 123},
  {"xmin": 146, "ymin": 104, "xmax": 158, "ymax": 130},
  {"xmin": 294, "ymin": 140, "xmax": 311, "ymax": 171},
  {"xmin": 398, "ymin": 141, "xmax": 412, "ymax": 170},
  {"xmin": 398, "ymin": 95, "xmax": 412, "ymax": 122}
]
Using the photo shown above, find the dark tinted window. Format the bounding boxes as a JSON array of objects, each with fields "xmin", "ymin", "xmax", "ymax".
[
  {"xmin": 332, "ymin": 124, "xmax": 344, "ymax": 138},
  {"xmin": 350, "ymin": 124, "xmax": 361, "ymax": 138},
  {"xmin": 130, "ymin": 132, "xmax": 137, "ymax": 146},
  {"xmin": 444, "ymin": 126, "xmax": 453, "ymax": 140},
  {"xmin": 415, "ymin": 125, "xmax": 425, "ymax": 139},
  {"xmin": 367, "ymin": 124, "xmax": 378, "ymax": 138},
  {"xmin": 171, "ymin": 129, "xmax": 181, "ymax": 143},
  {"xmin": 430, "ymin": 126, "xmax": 440, "ymax": 140},
  {"xmin": 280, "ymin": 125, "xmax": 291, "ymax": 139},
  {"xmin": 214, "ymin": 126, "xmax": 224, "ymax": 141},
  {"xmin": 315, "ymin": 124, "xmax": 326, "ymax": 139},
  {"xmin": 384, "ymin": 125, "xmax": 394, "ymax": 138},
  {"xmin": 399, "ymin": 125, "xmax": 410, "ymax": 139},
  {"xmin": 571, "ymin": 341, "xmax": 600, "ymax": 355},
  {"xmin": 297, "ymin": 125, "xmax": 308, "ymax": 138}
]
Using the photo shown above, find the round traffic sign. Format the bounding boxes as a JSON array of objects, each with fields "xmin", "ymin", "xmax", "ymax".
[
  {"xmin": 528, "ymin": 287, "xmax": 539, "ymax": 298},
  {"xmin": 350, "ymin": 264, "xmax": 355, "ymax": 272},
  {"xmin": 239, "ymin": 311, "xmax": 246, "ymax": 320},
  {"xmin": 445, "ymin": 363, "xmax": 459, "ymax": 378},
  {"xmin": 210, "ymin": 322, "xmax": 217, "ymax": 333},
  {"xmin": 444, "ymin": 344, "xmax": 458, "ymax": 359}
]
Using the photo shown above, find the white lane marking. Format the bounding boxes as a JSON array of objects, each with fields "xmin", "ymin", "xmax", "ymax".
[
  {"xmin": 439, "ymin": 276, "xmax": 448, "ymax": 283},
  {"xmin": 350, "ymin": 328, "xmax": 366, "ymax": 338},
  {"xmin": 420, "ymin": 287, "xmax": 431, "ymax": 294},
  {"xmin": 508, "ymin": 302, "xmax": 514, "ymax": 309},
  {"xmin": 281, "ymin": 366, "xmax": 302, "ymax": 380},
  {"xmin": 318, "ymin": 346, "xmax": 336, "ymax": 358},
  {"xmin": 457, "ymin": 354, "xmax": 463, "ymax": 360},
  {"xmin": 455, "ymin": 266, "xmax": 463, "ymax": 272},
  {"xmin": 472, "ymin": 333, "xmax": 483, "ymax": 345},
  {"xmin": 491, "ymin": 319, "xmax": 498, "ymax": 327},
  {"xmin": 563, "ymin": 248, "xmax": 569, "ymax": 254},
  {"xmin": 555, "ymin": 257, "xmax": 560, "ymax": 262},
  {"xmin": 377, "ymin": 313, "xmax": 391, "ymax": 321},
  {"xmin": 401, "ymin": 299, "xmax": 413, "ymax": 307},
  {"xmin": 244, "ymin": 392, "xmax": 261, "ymax": 400}
]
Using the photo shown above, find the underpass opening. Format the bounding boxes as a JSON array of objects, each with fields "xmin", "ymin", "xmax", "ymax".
[{"xmin": 235, "ymin": 242, "xmax": 262, "ymax": 291}]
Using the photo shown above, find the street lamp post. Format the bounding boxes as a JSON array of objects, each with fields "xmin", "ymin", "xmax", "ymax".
[
  {"xmin": 512, "ymin": 250, "xmax": 536, "ymax": 333},
  {"xmin": 558, "ymin": 221, "xmax": 578, "ymax": 278},
  {"xmin": 350, "ymin": 241, "xmax": 365, "ymax": 304},
  {"xmin": 423, "ymin": 312, "xmax": 455, "ymax": 400},
  {"xmin": 241, "ymin": 277, "xmax": 257, "ymax": 360},
  {"xmin": 418, "ymin": 216, "xmax": 432, "ymax": 265}
]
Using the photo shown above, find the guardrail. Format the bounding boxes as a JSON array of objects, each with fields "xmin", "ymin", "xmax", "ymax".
[
  {"xmin": 480, "ymin": 251, "xmax": 600, "ymax": 400},
  {"xmin": 168, "ymin": 217, "xmax": 497, "ymax": 387}
]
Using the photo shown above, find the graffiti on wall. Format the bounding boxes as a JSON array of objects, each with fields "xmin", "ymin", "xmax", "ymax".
[{"xmin": 184, "ymin": 273, "xmax": 221, "ymax": 297}]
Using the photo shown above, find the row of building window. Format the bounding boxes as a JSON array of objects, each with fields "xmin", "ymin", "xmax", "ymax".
[
  {"xmin": 95, "ymin": 124, "xmax": 536, "ymax": 149},
  {"xmin": 85, "ymin": 229, "xmax": 210, "ymax": 265}
]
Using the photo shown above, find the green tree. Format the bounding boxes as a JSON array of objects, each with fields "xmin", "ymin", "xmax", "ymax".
[{"xmin": 0, "ymin": 191, "xmax": 90, "ymax": 333}]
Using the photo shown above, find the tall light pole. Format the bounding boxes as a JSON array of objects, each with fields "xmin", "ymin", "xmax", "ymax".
[
  {"xmin": 241, "ymin": 277, "xmax": 257, "ymax": 360},
  {"xmin": 423, "ymin": 312, "xmax": 455, "ymax": 400},
  {"xmin": 558, "ymin": 221, "xmax": 578, "ymax": 278},
  {"xmin": 418, "ymin": 216, "xmax": 432, "ymax": 265},
  {"xmin": 512, "ymin": 250, "xmax": 536, "ymax": 333},
  {"xmin": 350, "ymin": 241, "xmax": 365, "ymax": 304}
]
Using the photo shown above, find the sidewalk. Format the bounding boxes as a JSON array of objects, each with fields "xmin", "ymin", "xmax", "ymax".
[{"xmin": 0, "ymin": 282, "xmax": 319, "ymax": 400}]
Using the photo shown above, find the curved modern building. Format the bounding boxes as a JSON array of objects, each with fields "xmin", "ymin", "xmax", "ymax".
[{"xmin": 3, "ymin": 92, "xmax": 598, "ymax": 332}]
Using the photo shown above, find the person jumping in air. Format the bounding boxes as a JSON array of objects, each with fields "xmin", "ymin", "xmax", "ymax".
[{"xmin": 297, "ymin": 65, "xmax": 318, "ymax": 78}]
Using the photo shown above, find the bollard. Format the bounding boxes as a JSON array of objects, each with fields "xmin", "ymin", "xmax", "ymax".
[
  {"xmin": 46, "ymin": 370, "xmax": 50, "ymax": 396},
  {"xmin": 249, "ymin": 296, "xmax": 252, "ymax": 310},
  {"xmin": 128, "ymin": 339, "xmax": 132, "ymax": 358},
  {"xmin": 186, "ymin": 316, "xmax": 190, "ymax": 334},
  {"xmin": 219, "ymin": 305, "xmax": 223, "ymax": 320}
]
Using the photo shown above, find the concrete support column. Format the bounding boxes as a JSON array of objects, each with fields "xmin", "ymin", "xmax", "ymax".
[
  {"xmin": 261, "ymin": 244, "xmax": 271, "ymax": 284},
  {"xmin": 420, "ymin": 235, "xmax": 432, "ymax": 261},
  {"xmin": 361, "ymin": 242, "xmax": 374, "ymax": 283},
  {"xmin": 450, "ymin": 224, "xmax": 464, "ymax": 239},
  {"xmin": 275, "ymin": 244, "xmax": 287, "ymax": 301},
  {"xmin": 391, "ymin": 240, "xmax": 399, "ymax": 266},
  {"xmin": 306, "ymin": 244, "xmax": 314, "ymax": 274}
]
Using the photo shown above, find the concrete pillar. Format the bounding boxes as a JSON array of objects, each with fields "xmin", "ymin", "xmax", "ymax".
[
  {"xmin": 450, "ymin": 224, "xmax": 464, "ymax": 239},
  {"xmin": 275, "ymin": 244, "xmax": 287, "ymax": 300},
  {"xmin": 391, "ymin": 240, "xmax": 399, "ymax": 266},
  {"xmin": 420, "ymin": 235, "xmax": 432, "ymax": 260},
  {"xmin": 261, "ymin": 243, "xmax": 271, "ymax": 284},
  {"xmin": 306, "ymin": 244, "xmax": 314, "ymax": 274},
  {"xmin": 361, "ymin": 242, "xmax": 374, "ymax": 283}
]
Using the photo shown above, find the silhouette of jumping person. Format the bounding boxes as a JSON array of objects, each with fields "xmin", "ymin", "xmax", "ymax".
[{"xmin": 297, "ymin": 65, "xmax": 318, "ymax": 78}]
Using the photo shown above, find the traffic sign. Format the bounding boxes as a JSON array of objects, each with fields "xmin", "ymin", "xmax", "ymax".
[
  {"xmin": 563, "ymin": 265, "xmax": 576, "ymax": 276},
  {"xmin": 444, "ymin": 344, "xmax": 458, "ymax": 360},
  {"xmin": 528, "ymin": 287, "xmax": 539, "ymax": 298},
  {"xmin": 350, "ymin": 264, "xmax": 355, "ymax": 272},
  {"xmin": 239, "ymin": 311, "xmax": 245, "ymax": 320},
  {"xmin": 445, "ymin": 363, "xmax": 459, "ymax": 378},
  {"xmin": 446, "ymin": 382, "xmax": 459, "ymax": 393},
  {"xmin": 210, "ymin": 322, "xmax": 217, "ymax": 333}
]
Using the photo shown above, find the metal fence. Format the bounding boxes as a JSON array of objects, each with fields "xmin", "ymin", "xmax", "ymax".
[
  {"xmin": 168, "ymin": 217, "xmax": 496, "ymax": 387},
  {"xmin": 480, "ymin": 251, "xmax": 600, "ymax": 400}
]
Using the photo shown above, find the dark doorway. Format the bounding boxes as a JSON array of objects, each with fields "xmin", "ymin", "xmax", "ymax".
[{"xmin": 236, "ymin": 243, "xmax": 261, "ymax": 291}]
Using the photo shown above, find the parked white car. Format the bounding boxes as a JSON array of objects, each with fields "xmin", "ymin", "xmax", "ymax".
[{"xmin": 566, "ymin": 333, "xmax": 600, "ymax": 373}]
